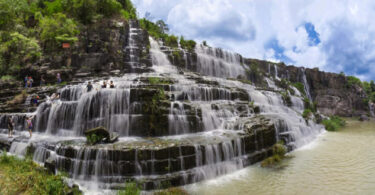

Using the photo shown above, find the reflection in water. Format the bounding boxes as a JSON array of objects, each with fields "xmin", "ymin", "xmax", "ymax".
[{"xmin": 188, "ymin": 119, "xmax": 375, "ymax": 195}]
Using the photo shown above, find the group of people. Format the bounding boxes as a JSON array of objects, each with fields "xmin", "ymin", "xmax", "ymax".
[
  {"xmin": 24, "ymin": 73, "xmax": 62, "ymax": 88},
  {"xmin": 86, "ymin": 80, "xmax": 115, "ymax": 92},
  {"xmin": 7, "ymin": 115, "xmax": 33, "ymax": 138}
]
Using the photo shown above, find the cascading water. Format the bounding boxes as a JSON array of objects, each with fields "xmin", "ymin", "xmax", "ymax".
[
  {"xmin": 195, "ymin": 44, "xmax": 246, "ymax": 79},
  {"xmin": 369, "ymin": 102, "xmax": 375, "ymax": 117},
  {"xmin": 300, "ymin": 68, "xmax": 313, "ymax": 101},
  {"xmin": 0, "ymin": 35, "xmax": 324, "ymax": 191}
]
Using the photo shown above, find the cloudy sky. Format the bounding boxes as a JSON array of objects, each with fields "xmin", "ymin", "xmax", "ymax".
[{"xmin": 132, "ymin": 0, "xmax": 375, "ymax": 81}]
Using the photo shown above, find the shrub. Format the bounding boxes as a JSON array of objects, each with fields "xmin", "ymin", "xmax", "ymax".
[
  {"xmin": 261, "ymin": 141, "xmax": 286, "ymax": 167},
  {"xmin": 322, "ymin": 116, "xmax": 346, "ymax": 131},
  {"xmin": 164, "ymin": 35, "xmax": 178, "ymax": 48},
  {"xmin": 117, "ymin": 182, "xmax": 141, "ymax": 195},
  {"xmin": 39, "ymin": 13, "xmax": 79, "ymax": 51},
  {"xmin": 302, "ymin": 109, "xmax": 312, "ymax": 119},
  {"xmin": 1, "ymin": 75, "xmax": 15, "ymax": 81},
  {"xmin": 97, "ymin": 0, "xmax": 122, "ymax": 17},
  {"xmin": 346, "ymin": 76, "xmax": 362, "ymax": 88},
  {"xmin": 0, "ymin": 32, "xmax": 41, "ymax": 75},
  {"xmin": 180, "ymin": 36, "xmax": 196, "ymax": 52},
  {"xmin": 292, "ymin": 82, "xmax": 305, "ymax": 96}
]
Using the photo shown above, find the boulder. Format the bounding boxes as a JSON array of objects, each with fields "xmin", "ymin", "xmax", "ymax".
[
  {"xmin": 84, "ymin": 126, "xmax": 110, "ymax": 138},
  {"xmin": 44, "ymin": 157, "xmax": 56, "ymax": 174},
  {"xmin": 359, "ymin": 114, "xmax": 369, "ymax": 121}
]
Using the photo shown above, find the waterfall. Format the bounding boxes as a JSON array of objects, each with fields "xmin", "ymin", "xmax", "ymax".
[
  {"xmin": 0, "ymin": 35, "xmax": 324, "ymax": 191},
  {"xmin": 195, "ymin": 44, "xmax": 246, "ymax": 79},
  {"xmin": 301, "ymin": 68, "xmax": 313, "ymax": 101},
  {"xmin": 125, "ymin": 20, "xmax": 143, "ymax": 72},
  {"xmin": 274, "ymin": 64, "xmax": 279, "ymax": 80}
]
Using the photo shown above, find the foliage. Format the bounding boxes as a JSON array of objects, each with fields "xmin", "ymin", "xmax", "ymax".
[
  {"xmin": 261, "ymin": 141, "xmax": 287, "ymax": 168},
  {"xmin": 164, "ymin": 35, "xmax": 178, "ymax": 48},
  {"xmin": 292, "ymin": 82, "xmax": 305, "ymax": 96},
  {"xmin": 302, "ymin": 109, "xmax": 312, "ymax": 119},
  {"xmin": 0, "ymin": 0, "xmax": 30, "ymax": 30},
  {"xmin": 322, "ymin": 116, "xmax": 346, "ymax": 131},
  {"xmin": 148, "ymin": 77, "xmax": 173, "ymax": 85},
  {"xmin": 97, "ymin": 0, "xmax": 122, "ymax": 17},
  {"xmin": 117, "ymin": 182, "xmax": 141, "ymax": 195},
  {"xmin": 0, "ymin": 32, "xmax": 41, "ymax": 75},
  {"xmin": 156, "ymin": 20, "xmax": 169, "ymax": 34},
  {"xmin": 39, "ymin": 13, "xmax": 79, "ymax": 50},
  {"xmin": 346, "ymin": 76, "xmax": 362, "ymax": 88},
  {"xmin": 117, "ymin": 0, "xmax": 137, "ymax": 19},
  {"xmin": 172, "ymin": 51, "xmax": 181, "ymax": 62},
  {"xmin": 86, "ymin": 133, "xmax": 106, "ymax": 145},
  {"xmin": 0, "ymin": 152, "xmax": 81, "ymax": 195},
  {"xmin": 0, "ymin": 75, "xmax": 15, "ymax": 81},
  {"xmin": 180, "ymin": 36, "xmax": 196, "ymax": 52}
]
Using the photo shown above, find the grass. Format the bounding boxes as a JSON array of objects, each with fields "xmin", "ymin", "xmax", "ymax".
[
  {"xmin": 0, "ymin": 75, "xmax": 16, "ymax": 81},
  {"xmin": 0, "ymin": 151, "xmax": 81, "ymax": 195},
  {"xmin": 117, "ymin": 182, "xmax": 141, "ymax": 195},
  {"xmin": 322, "ymin": 116, "xmax": 346, "ymax": 131},
  {"xmin": 302, "ymin": 109, "xmax": 312, "ymax": 119},
  {"xmin": 292, "ymin": 82, "xmax": 305, "ymax": 96},
  {"xmin": 7, "ymin": 90, "xmax": 28, "ymax": 105},
  {"xmin": 148, "ymin": 77, "xmax": 173, "ymax": 85},
  {"xmin": 261, "ymin": 142, "xmax": 287, "ymax": 168}
]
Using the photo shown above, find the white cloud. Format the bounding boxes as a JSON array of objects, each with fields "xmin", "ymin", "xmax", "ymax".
[{"xmin": 131, "ymin": 0, "xmax": 375, "ymax": 81}]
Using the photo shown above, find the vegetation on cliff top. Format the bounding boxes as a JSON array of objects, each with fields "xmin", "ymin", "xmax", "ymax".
[
  {"xmin": 0, "ymin": 152, "xmax": 81, "ymax": 195},
  {"xmin": 0, "ymin": 0, "xmax": 136, "ymax": 79}
]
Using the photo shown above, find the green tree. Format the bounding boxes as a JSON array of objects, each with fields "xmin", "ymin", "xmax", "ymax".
[
  {"xmin": 371, "ymin": 80, "xmax": 375, "ymax": 92},
  {"xmin": 0, "ymin": 0, "xmax": 29, "ymax": 30},
  {"xmin": 156, "ymin": 20, "xmax": 169, "ymax": 34},
  {"xmin": 71, "ymin": 0, "xmax": 97, "ymax": 24},
  {"xmin": 39, "ymin": 13, "xmax": 79, "ymax": 51},
  {"xmin": 0, "ymin": 32, "xmax": 41, "ymax": 75},
  {"xmin": 97, "ymin": 0, "xmax": 122, "ymax": 17}
]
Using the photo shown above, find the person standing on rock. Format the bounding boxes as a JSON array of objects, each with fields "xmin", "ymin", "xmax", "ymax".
[
  {"xmin": 109, "ymin": 81, "xmax": 115, "ymax": 88},
  {"xmin": 24, "ymin": 76, "xmax": 28, "ymax": 88},
  {"xmin": 7, "ymin": 116, "xmax": 14, "ymax": 138},
  {"xmin": 26, "ymin": 116, "xmax": 34, "ymax": 138},
  {"xmin": 101, "ymin": 81, "xmax": 107, "ymax": 88},
  {"xmin": 87, "ymin": 81, "xmax": 93, "ymax": 92},
  {"xmin": 57, "ymin": 73, "xmax": 61, "ymax": 84}
]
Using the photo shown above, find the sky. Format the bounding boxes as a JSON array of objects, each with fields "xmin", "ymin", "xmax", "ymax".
[{"xmin": 131, "ymin": 0, "xmax": 375, "ymax": 81}]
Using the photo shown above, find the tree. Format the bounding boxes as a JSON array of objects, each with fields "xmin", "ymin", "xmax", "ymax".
[
  {"xmin": 39, "ymin": 13, "xmax": 79, "ymax": 51},
  {"xmin": 371, "ymin": 80, "xmax": 375, "ymax": 92},
  {"xmin": 0, "ymin": 0, "xmax": 29, "ymax": 30},
  {"xmin": 0, "ymin": 32, "xmax": 41, "ymax": 75},
  {"xmin": 97, "ymin": 0, "xmax": 122, "ymax": 17},
  {"xmin": 156, "ymin": 20, "xmax": 169, "ymax": 34},
  {"xmin": 71, "ymin": 0, "xmax": 97, "ymax": 24}
]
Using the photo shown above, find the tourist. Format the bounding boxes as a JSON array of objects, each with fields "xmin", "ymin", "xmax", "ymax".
[
  {"xmin": 57, "ymin": 73, "xmax": 61, "ymax": 84},
  {"xmin": 32, "ymin": 95, "xmax": 39, "ymax": 106},
  {"xmin": 40, "ymin": 75, "xmax": 45, "ymax": 86},
  {"xmin": 26, "ymin": 116, "xmax": 34, "ymax": 138},
  {"xmin": 101, "ymin": 81, "xmax": 107, "ymax": 88},
  {"xmin": 27, "ymin": 76, "xmax": 33, "ymax": 88},
  {"xmin": 7, "ymin": 116, "xmax": 14, "ymax": 138},
  {"xmin": 24, "ymin": 76, "xmax": 28, "ymax": 88},
  {"xmin": 87, "ymin": 81, "xmax": 93, "ymax": 92},
  {"xmin": 109, "ymin": 81, "xmax": 115, "ymax": 88}
]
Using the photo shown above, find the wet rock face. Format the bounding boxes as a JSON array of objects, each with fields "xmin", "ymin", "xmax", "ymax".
[{"xmin": 14, "ymin": 115, "xmax": 278, "ymax": 190}]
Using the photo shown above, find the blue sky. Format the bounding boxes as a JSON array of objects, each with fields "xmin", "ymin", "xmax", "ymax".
[{"xmin": 132, "ymin": 0, "xmax": 375, "ymax": 81}]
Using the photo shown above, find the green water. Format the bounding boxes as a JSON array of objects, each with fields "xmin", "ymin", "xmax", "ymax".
[{"xmin": 187, "ymin": 119, "xmax": 375, "ymax": 195}]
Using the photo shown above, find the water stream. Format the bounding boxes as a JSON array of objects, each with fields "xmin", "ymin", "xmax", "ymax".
[{"xmin": 188, "ymin": 119, "xmax": 375, "ymax": 195}]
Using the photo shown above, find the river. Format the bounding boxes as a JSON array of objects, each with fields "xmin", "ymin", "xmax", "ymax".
[{"xmin": 187, "ymin": 119, "xmax": 375, "ymax": 195}]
